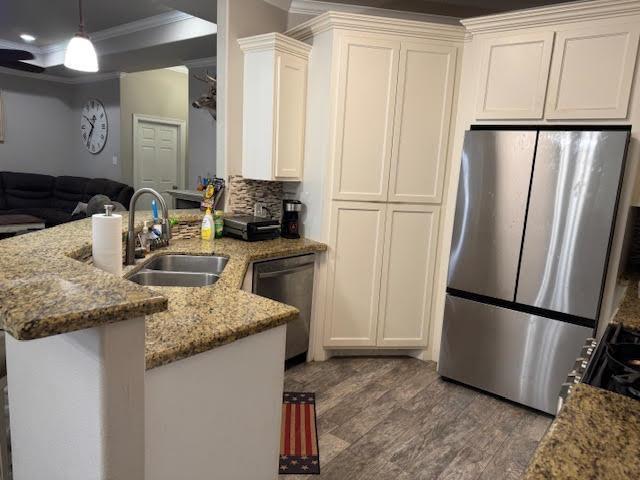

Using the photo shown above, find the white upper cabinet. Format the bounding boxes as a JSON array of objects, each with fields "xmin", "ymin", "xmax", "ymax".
[
  {"xmin": 240, "ymin": 33, "xmax": 310, "ymax": 181},
  {"xmin": 475, "ymin": 32, "xmax": 555, "ymax": 119},
  {"xmin": 332, "ymin": 34, "xmax": 459, "ymax": 203},
  {"xmin": 332, "ymin": 34, "xmax": 400, "ymax": 201},
  {"xmin": 546, "ymin": 24, "xmax": 640, "ymax": 119},
  {"xmin": 377, "ymin": 204, "xmax": 440, "ymax": 347},
  {"xmin": 389, "ymin": 42, "xmax": 457, "ymax": 204},
  {"xmin": 274, "ymin": 53, "xmax": 309, "ymax": 178}
]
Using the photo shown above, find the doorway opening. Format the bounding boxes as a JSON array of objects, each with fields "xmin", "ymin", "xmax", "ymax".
[{"xmin": 133, "ymin": 113, "xmax": 187, "ymax": 209}]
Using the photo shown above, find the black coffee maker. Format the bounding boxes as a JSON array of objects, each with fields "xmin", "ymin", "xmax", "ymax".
[{"xmin": 281, "ymin": 199, "xmax": 303, "ymax": 239}]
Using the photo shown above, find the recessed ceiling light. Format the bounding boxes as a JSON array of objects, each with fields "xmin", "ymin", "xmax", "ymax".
[{"xmin": 20, "ymin": 34, "xmax": 36, "ymax": 42}]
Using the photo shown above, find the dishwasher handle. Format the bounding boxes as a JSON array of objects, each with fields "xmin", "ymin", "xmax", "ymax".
[{"xmin": 255, "ymin": 262, "xmax": 314, "ymax": 279}]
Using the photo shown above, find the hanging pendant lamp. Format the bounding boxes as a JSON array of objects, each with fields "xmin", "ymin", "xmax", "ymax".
[{"xmin": 64, "ymin": 0, "xmax": 98, "ymax": 72}]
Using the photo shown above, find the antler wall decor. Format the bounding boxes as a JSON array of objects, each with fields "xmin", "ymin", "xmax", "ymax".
[{"xmin": 192, "ymin": 70, "xmax": 217, "ymax": 120}]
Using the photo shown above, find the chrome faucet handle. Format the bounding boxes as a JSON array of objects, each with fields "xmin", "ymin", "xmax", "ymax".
[{"xmin": 159, "ymin": 218, "xmax": 172, "ymax": 240}]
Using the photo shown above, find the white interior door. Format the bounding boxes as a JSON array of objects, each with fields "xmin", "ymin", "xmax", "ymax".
[{"xmin": 133, "ymin": 115, "xmax": 186, "ymax": 209}]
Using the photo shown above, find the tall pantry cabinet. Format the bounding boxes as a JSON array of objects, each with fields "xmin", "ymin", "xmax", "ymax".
[{"xmin": 287, "ymin": 13, "xmax": 464, "ymax": 355}]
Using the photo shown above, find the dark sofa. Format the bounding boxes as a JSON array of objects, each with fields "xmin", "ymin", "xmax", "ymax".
[{"xmin": 0, "ymin": 172, "xmax": 134, "ymax": 227}]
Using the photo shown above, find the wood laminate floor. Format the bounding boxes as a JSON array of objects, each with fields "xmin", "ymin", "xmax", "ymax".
[{"xmin": 280, "ymin": 357, "xmax": 553, "ymax": 480}]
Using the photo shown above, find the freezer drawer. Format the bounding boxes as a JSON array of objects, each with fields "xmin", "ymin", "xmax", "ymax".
[
  {"xmin": 516, "ymin": 130, "xmax": 628, "ymax": 319},
  {"xmin": 448, "ymin": 130, "xmax": 536, "ymax": 301},
  {"xmin": 438, "ymin": 294, "xmax": 591, "ymax": 414}
]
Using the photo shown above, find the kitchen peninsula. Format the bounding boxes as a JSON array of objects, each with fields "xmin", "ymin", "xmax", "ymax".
[{"xmin": 0, "ymin": 210, "xmax": 326, "ymax": 480}]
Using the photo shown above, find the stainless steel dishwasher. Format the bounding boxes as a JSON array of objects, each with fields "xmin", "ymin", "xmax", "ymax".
[{"xmin": 252, "ymin": 254, "xmax": 315, "ymax": 361}]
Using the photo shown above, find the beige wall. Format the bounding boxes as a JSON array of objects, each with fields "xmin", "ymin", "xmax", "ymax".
[
  {"xmin": 119, "ymin": 69, "xmax": 188, "ymax": 186},
  {"xmin": 216, "ymin": 0, "xmax": 288, "ymax": 179}
]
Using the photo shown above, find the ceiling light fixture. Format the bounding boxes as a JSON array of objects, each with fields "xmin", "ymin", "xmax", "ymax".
[
  {"xmin": 20, "ymin": 34, "xmax": 36, "ymax": 42},
  {"xmin": 64, "ymin": 0, "xmax": 98, "ymax": 72}
]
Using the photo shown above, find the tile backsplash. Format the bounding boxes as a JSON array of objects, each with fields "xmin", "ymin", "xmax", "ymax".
[{"xmin": 226, "ymin": 175, "xmax": 284, "ymax": 219}]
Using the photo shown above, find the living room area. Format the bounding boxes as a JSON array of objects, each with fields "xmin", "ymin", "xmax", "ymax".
[{"xmin": 0, "ymin": 0, "xmax": 217, "ymax": 236}]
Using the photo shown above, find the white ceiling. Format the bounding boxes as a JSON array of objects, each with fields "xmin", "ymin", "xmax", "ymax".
[
  {"xmin": 0, "ymin": 0, "xmax": 217, "ymax": 81},
  {"xmin": 0, "ymin": 1, "xmax": 173, "ymax": 46},
  {"xmin": 305, "ymin": 0, "xmax": 579, "ymax": 18}
]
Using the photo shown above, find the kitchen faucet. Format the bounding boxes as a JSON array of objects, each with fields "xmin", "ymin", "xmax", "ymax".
[{"xmin": 126, "ymin": 188, "xmax": 171, "ymax": 265}]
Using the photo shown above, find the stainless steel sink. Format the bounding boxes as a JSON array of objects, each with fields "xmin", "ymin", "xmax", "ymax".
[
  {"xmin": 128, "ymin": 270, "xmax": 219, "ymax": 287},
  {"xmin": 127, "ymin": 254, "xmax": 229, "ymax": 287},
  {"xmin": 144, "ymin": 255, "xmax": 229, "ymax": 275}
]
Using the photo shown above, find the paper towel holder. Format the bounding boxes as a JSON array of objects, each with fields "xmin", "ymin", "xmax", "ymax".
[{"xmin": 104, "ymin": 204, "xmax": 114, "ymax": 216}]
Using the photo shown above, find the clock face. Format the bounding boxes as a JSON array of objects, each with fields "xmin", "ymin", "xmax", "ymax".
[{"xmin": 80, "ymin": 98, "xmax": 108, "ymax": 154}]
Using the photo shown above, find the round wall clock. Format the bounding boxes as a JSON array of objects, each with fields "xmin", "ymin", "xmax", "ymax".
[{"xmin": 80, "ymin": 98, "xmax": 108, "ymax": 154}]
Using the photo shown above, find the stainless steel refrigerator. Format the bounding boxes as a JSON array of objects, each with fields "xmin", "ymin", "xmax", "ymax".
[{"xmin": 438, "ymin": 128, "xmax": 629, "ymax": 414}]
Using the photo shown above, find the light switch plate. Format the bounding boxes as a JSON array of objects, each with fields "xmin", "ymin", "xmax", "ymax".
[{"xmin": 112, "ymin": 155, "xmax": 118, "ymax": 166}]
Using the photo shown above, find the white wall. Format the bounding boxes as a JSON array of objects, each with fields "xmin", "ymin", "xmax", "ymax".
[
  {"xmin": 188, "ymin": 64, "xmax": 217, "ymax": 188},
  {"xmin": 0, "ymin": 74, "xmax": 74, "ymax": 176}
]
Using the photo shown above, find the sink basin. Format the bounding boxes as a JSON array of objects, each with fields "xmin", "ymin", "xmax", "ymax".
[
  {"xmin": 128, "ymin": 270, "xmax": 219, "ymax": 287},
  {"xmin": 145, "ymin": 255, "xmax": 229, "ymax": 275},
  {"xmin": 127, "ymin": 254, "xmax": 228, "ymax": 287}
]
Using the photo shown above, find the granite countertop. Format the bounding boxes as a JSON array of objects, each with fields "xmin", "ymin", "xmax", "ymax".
[
  {"xmin": 0, "ymin": 216, "xmax": 167, "ymax": 340},
  {"xmin": 524, "ymin": 383, "xmax": 640, "ymax": 480},
  {"xmin": 0, "ymin": 210, "xmax": 326, "ymax": 370},
  {"xmin": 523, "ymin": 277, "xmax": 640, "ymax": 479},
  {"xmin": 131, "ymin": 235, "xmax": 326, "ymax": 369}
]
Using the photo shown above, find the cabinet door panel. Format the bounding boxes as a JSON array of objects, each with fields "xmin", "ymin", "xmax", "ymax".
[
  {"xmin": 377, "ymin": 204, "xmax": 439, "ymax": 347},
  {"xmin": 332, "ymin": 35, "xmax": 400, "ymax": 201},
  {"xmin": 274, "ymin": 53, "xmax": 307, "ymax": 179},
  {"xmin": 389, "ymin": 42, "xmax": 457, "ymax": 204},
  {"xmin": 546, "ymin": 25, "xmax": 640, "ymax": 119},
  {"xmin": 324, "ymin": 202, "xmax": 386, "ymax": 347},
  {"xmin": 476, "ymin": 32, "xmax": 554, "ymax": 119}
]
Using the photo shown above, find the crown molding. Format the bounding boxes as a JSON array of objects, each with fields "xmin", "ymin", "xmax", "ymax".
[
  {"xmin": 238, "ymin": 32, "xmax": 311, "ymax": 59},
  {"xmin": 0, "ymin": 67, "xmax": 121, "ymax": 85},
  {"xmin": 165, "ymin": 65, "xmax": 189, "ymax": 74},
  {"xmin": 184, "ymin": 56, "xmax": 217, "ymax": 69},
  {"xmin": 289, "ymin": 0, "xmax": 460, "ymax": 25},
  {"xmin": 462, "ymin": 0, "xmax": 640, "ymax": 34},
  {"xmin": 286, "ymin": 10, "xmax": 465, "ymax": 42},
  {"xmin": 0, "ymin": 39, "xmax": 30, "ymax": 51}
]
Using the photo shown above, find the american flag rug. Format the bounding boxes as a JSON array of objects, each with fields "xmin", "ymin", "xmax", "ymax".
[{"xmin": 279, "ymin": 392, "xmax": 320, "ymax": 475}]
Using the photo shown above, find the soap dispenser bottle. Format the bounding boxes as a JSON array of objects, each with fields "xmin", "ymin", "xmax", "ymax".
[{"xmin": 201, "ymin": 208, "xmax": 214, "ymax": 240}]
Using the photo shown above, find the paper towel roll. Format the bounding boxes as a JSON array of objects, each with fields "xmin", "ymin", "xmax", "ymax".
[{"xmin": 92, "ymin": 213, "xmax": 123, "ymax": 276}]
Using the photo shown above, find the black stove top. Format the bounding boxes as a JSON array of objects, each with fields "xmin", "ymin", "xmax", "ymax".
[{"xmin": 584, "ymin": 324, "xmax": 640, "ymax": 401}]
